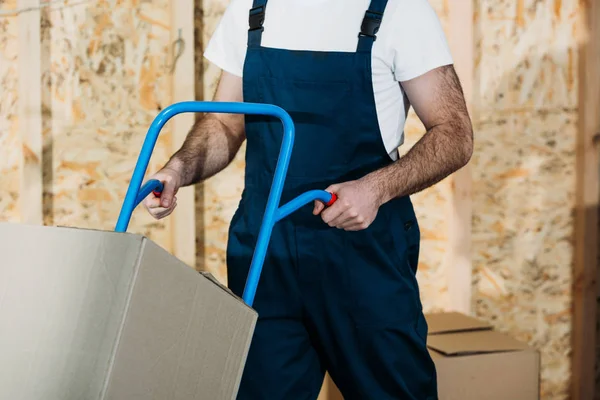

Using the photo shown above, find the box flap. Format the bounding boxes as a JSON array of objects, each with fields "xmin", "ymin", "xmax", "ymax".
[
  {"xmin": 425, "ymin": 312, "xmax": 492, "ymax": 334},
  {"xmin": 199, "ymin": 271, "xmax": 252, "ymax": 306},
  {"xmin": 427, "ymin": 329, "xmax": 531, "ymax": 356}
]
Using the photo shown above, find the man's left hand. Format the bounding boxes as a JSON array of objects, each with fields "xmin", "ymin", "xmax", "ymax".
[{"xmin": 313, "ymin": 178, "xmax": 382, "ymax": 231}]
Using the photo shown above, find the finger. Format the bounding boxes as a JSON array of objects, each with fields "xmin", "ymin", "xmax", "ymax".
[
  {"xmin": 145, "ymin": 196, "xmax": 162, "ymax": 209},
  {"xmin": 343, "ymin": 214, "xmax": 375, "ymax": 230},
  {"xmin": 156, "ymin": 209, "xmax": 175, "ymax": 219},
  {"xmin": 319, "ymin": 183, "xmax": 346, "ymax": 223},
  {"xmin": 160, "ymin": 179, "xmax": 177, "ymax": 208},
  {"xmin": 321, "ymin": 201, "xmax": 347, "ymax": 225},
  {"xmin": 313, "ymin": 201, "xmax": 325, "ymax": 215},
  {"xmin": 330, "ymin": 209, "xmax": 361, "ymax": 228},
  {"xmin": 344, "ymin": 221, "xmax": 370, "ymax": 231},
  {"xmin": 315, "ymin": 183, "xmax": 340, "ymax": 216},
  {"xmin": 146, "ymin": 192, "xmax": 176, "ymax": 209},
  {"xmin": 323, "ymin": 184, "xmax": 342, "ymax": 206},
  {"xmin": 149, "ymin": 206, "xmax": 169, "ymax": 218},
  {"xmin": 325, "ymin": 183, "xmax": 341, "ymax": 195},
  {"xmin": 149, "ymin": 198, "xmax": 177, "ymax": 217},
  {"xmin": 154, "ymin": 201, "xmax": 177, "ymax": 219}
]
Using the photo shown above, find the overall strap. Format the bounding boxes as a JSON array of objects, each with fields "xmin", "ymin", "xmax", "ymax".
[
  {"xmin": 357, "ymin": 0, "xmax": 389, "ymax": 53},
  {"xmin": 248, "ymin": 0, "xmax": 268, "ymax": 48}
]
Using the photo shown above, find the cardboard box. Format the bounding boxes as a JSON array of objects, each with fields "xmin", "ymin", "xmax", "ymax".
[
  {"xmin": 425, "ymin": 312, "xmax": 540, "ymax": 400},
  {"xmin": 0, "ymin": 223, "xmax": 257, "ymax": 400}
]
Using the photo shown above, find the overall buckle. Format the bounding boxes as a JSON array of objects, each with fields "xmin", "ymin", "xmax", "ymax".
[
  {"xmin": 359, "ymin": 10, "xmax": 383, "ymax": 39},
  {"xmin": 249, "ymin": 6, "xmax": 266, "ymax": 32}
]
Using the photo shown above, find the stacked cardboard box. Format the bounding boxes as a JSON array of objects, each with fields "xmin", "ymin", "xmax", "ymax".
[{"xmin": 425, "ymin": 312, "xmax": 540, "ymax": 400}]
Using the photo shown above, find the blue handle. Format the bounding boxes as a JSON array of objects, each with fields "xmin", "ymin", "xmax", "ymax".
[
  {"xmin": 134, "ymin": 179, "xmax": 164, "ymax": 208},
  {"xmin": 115, "ymin": 101, "xmax": 335, "ymax": 307}
]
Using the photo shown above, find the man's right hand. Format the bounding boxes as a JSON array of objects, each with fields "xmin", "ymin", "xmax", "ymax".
[
  {"xmin": 143, "ymin": 166, "xmax": 183, "ymax": 220},
  {"xmin": 142, "ymin": 71, "xmax": 244, "ymax": 221}
]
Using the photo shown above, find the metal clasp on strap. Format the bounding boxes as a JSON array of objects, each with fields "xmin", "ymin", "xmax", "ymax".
[
  {"xmin": 359, "ymin": 10, "xmax": 383, "ymax": 39},
  {"xmin": 249, "ymin": 6, "xmax": 266, "ymax": 32}
]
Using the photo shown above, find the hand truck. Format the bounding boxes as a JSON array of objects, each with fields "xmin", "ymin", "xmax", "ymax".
[{"xmin": 114, "ymin": 102, "xmax": 336, "ymax": 307}]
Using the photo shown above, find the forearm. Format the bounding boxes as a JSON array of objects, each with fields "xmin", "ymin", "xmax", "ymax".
[
  {"xmin": 165, "ymin": 113, "xmax": 245, "ymax": 186},
  {"xmin": 366, "ymin": 120, "xmax": 473, "ymax": 205}
]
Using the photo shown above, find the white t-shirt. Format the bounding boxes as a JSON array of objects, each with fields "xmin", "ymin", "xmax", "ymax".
[{"xmin": 204, "ymin": 0, "xmax": 453, "ymax": 159}]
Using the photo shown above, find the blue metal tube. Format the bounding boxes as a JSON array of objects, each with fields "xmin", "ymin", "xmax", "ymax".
[
  {"xmin": 115, "ymin": 101, "xmax": 334, "ymax": 308},
  {"xmin": 115, "ymin": 101, "xmax": 293, "ymax": 233},
  {"xmin": 274, "ymin": 190, "xmax": 333, "ymax": 222},
  {"xmin": 134, "ymin": 179, "xmax": 164, "ymax": 209}
]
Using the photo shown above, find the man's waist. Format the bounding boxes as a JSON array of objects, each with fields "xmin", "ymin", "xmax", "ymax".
[{"xmin": 244, "ymin": 162, "xmax": 388, "ymax": 194}]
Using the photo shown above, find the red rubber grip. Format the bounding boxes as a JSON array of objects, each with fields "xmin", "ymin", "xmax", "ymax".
[
  {"xmin": 325, "ymin": 192, "xmax": 337, "ymax": 207},
  {"xmin": 152, "ymin": 190, "xmax": 162, "ymax": 197}
]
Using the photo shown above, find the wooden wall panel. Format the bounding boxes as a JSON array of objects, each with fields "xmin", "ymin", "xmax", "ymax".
[
  {"xmin": 472, "ymin": 1, "xmax": 583, "ymax": 398},
  {"xmin": 17, "ymin": 0, "xmax": 42, "ymax": 225},
  {"xmin": 0, "ymin": 1, "xmax": 21, "ymax": 223},
  {"xmin": 427, "ymin": 0, "xmax": 449, "ymax": 33},
  {"xmin": 401, "ymin": 0, "xmax": 454, "ymax": 313},
  {"xmin": 196, "ymin": 0, "xmax": 245, "ymax": 283},
  {"xmin": 171, "ymin": 0, "xmax": 197, "ymax": 267},
  {"xmin": 0, "ymin": 0, "xmax": 588, "ymax": 399},
  {"xmin": 576, "ymin": 0, "xmax": 600, "ymax": 398},
  {"xmin": 401, "ymin": 114, "xmax": 453, "ymax": 312},
  {"xmin": 41, "ymin": 0, "xmax": 172, "ymax": 247}
]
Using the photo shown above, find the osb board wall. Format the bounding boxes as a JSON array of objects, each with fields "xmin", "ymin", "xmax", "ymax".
[
  {"xmin": 44, "ymin": 0, "xmax": 173, "ymax": 247},
  {"xmin": 401, "ymin": 0, "xmax": 453, "ymax": 312},
  {"xmin": 195, "ymin": 0, "xmax": 456, "ymax": 302},
  {"xmin": 0, "ymin": 1, "xmax": 173, "ymax": 247},
  {"xmin": 0, "ymin": 0, "xmax": 575, "ymax": 399},
  {"xmin": 196, "ymin": 0, "xmax": 246, "ymax": 283},
  {"xmin": 0, "ymin": 0, "xmax": 20, "ymax": 223},
  {"xmin": 472, "ymin": 1, "xmax": 582, "ymax": 398}
]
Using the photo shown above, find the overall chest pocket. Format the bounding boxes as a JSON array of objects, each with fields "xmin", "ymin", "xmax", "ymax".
[{"xmin": 257, "ymin": 77, "xmax": 354, "ymax": 178}]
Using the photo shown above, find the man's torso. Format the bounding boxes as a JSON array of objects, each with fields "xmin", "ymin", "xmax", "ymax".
[{"xmin": 205, "ymin": 0, "xmax": 452, "ymax": 159}]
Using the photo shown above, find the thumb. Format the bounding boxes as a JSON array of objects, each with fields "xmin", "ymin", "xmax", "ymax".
[
  {"xmin": 314, "ymin": 183, "xmax": 341, "ymax": 215},
  {"xmin": 313, "ymin": 201, "xmax": 325, "ymax": 215},
  {"xmin": 325, "ymin": 183, "xmax": 341, "ymax": 197},
  {"xmin": 160, "ymin": 180, "xmax": 177, "ymax": 208}
]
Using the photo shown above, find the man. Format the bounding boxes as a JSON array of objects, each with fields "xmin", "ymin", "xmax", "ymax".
[{"xmin": 144, "ymin": 0, "xmax": 473, "ymax": 398}]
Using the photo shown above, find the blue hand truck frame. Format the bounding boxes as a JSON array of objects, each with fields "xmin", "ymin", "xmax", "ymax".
[{"xmin": 115, "ymin": 101, "xmax": 336, "ymax": 308}]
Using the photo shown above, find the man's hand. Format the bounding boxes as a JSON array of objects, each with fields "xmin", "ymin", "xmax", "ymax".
[
  {"xmin": 313, "ymin": 178, "xmax": 383, "ymax": 231},
  {"xmin": 143, "ymin": 166, "xmax": 183, "ymax": 220},
  {"xmin": 142, "ymin": 71, "xmax": 244, "ymax": 221},
  {"xmin": 313, "ymin": 65, "xmax": 472, "ymax": 231}
]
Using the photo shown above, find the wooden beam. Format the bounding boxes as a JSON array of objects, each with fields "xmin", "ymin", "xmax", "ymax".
[
  {"xmin": 572, "ymin": 0, "xmax": 600, "ymax": 398},
  {"xmin": 170, "ymin": 0, "xmax": 196, "ymax": 267},
  {"xmin": 17, "ymin": 0, "xmax": 42, "ymax": 225},
  {"xmin": 445, "ymin": 0, "xmax": 474, "ymax": 314}
]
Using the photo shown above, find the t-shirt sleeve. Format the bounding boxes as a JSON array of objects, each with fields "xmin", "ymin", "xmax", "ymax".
[
  {"xmin": 389, "ymin": 0, "xmax": 453, "ymax": 82},
  {"xmin": 203, "ymin": 0, "xmax": 250, "ymax": 77}
]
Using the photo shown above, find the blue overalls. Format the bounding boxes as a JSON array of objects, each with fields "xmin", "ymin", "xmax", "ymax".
[{"xmin": 226, "ymin": 0, "xmax": 438, "ymax": 398}]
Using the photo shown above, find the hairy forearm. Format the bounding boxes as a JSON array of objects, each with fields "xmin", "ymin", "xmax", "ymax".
[
  {"xmin": 363, "ymin": 64, "xmax": 474, "ymax": 205},
  {"xmin": 366, "ymin": 119, "xmax": 473, "ymax": 205},
  {"xmin": 164, "ymin": 114, "xmax": 245, "ymax": 187}
]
